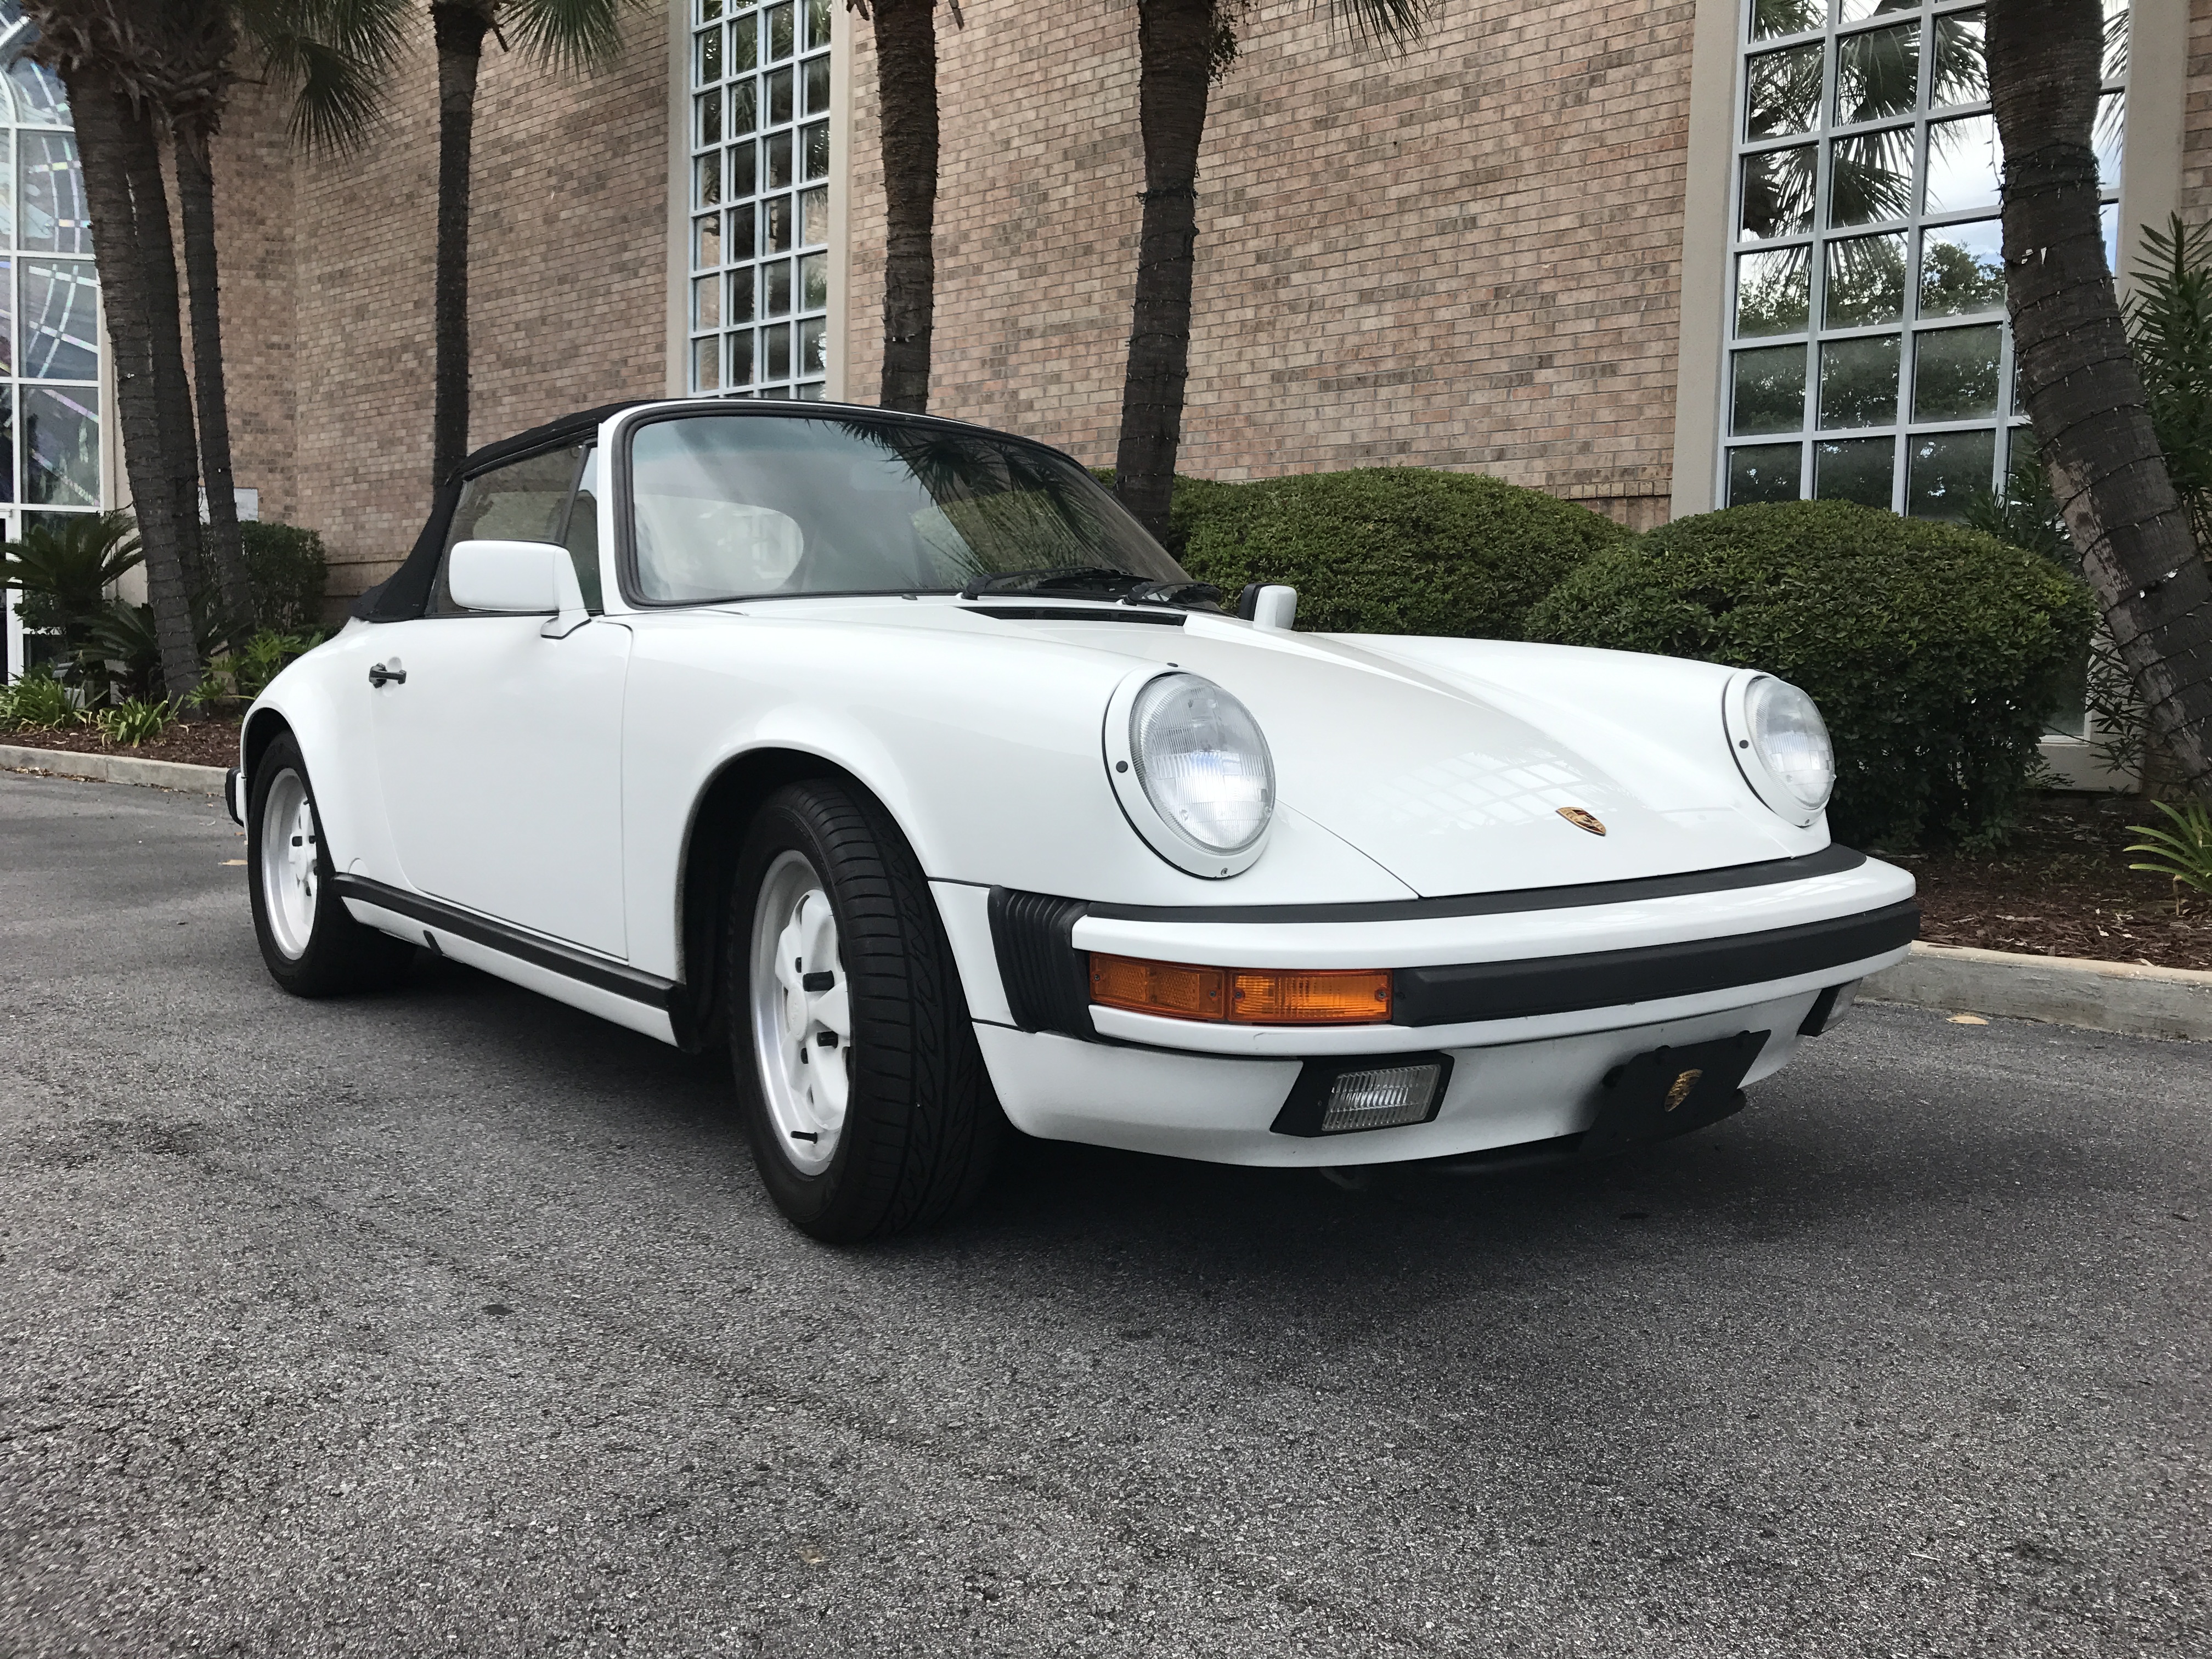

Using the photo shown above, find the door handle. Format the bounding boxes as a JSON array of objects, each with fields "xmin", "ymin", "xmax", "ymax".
[{"xmin": 368, "ymin": 662, "xmax": 407, "ymax": 687}]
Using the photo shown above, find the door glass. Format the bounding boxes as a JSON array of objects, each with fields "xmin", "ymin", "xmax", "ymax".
[
  {"xmin": 432, "ymin": 444, "xmax": 587, "ymax": 614},
  {"xmin": 563, "ymin": 448, "xmax": 603, "ymax": 611}
]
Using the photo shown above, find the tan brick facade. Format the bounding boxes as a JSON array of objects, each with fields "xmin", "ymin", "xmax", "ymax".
[
  {"xmin": 212, "ymin": 13, "xmax": 670, "ymax": 607},
  {"xmin": 2182, "ymin": 0, "xmax": 2212, "ymax": 217},
  {"xmin": 202, "ymin": 0, "xmax": 2204, "ymax": 605},
  {"xmin": 844, "ymin": 0, "xmax": 1700, "ymax": 531}
]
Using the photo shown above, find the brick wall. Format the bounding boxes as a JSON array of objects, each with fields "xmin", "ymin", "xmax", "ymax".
[
  {"xmin": 212, "ymin": 12, "xmax": 670, "ymax": 606},
  {"xmin": 209, "ymin": 0, "xmax": 2206, "ymax": 603},
  {"xmin": 842, "ymin": 0, "xmax": 1700, "ymax": 527},
  {"xmin": 2185, "ymin": 0, "xmax": 2212, "ymax": 217}
]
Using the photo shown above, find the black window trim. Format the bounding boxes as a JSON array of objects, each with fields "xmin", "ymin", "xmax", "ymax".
[{"xmin": 425, "ymin": 439, "xmax": 601, "ymax": 620}]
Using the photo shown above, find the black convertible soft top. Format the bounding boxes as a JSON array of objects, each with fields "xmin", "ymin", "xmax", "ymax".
[{"xmin": 351, "ymin": 400, "xmax": 646, "ymax": 623}]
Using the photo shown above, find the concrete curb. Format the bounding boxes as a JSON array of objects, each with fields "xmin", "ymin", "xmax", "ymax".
[
  {"xmin": 0, "ymin": 742, "xmax": 227, "ymax": 794},
  {"xmin": 1864, "ymin": 941, "xmax": 2212, "ymax": 1042}
]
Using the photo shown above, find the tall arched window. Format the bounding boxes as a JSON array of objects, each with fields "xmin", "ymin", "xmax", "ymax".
[{"xmin": 0, "ymin": 8, "xmax": 98, "ymax": 531}]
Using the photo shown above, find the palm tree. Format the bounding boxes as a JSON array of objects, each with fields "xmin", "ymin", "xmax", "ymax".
[
  {"xmin": 1111, "ymin": 0, "xmax": 1436, "ymax": 541},
  {"xmin": 427, "ymin": 0, "xmax": 633, "ymax": 485},
  {"xmin": 22, "ymin": 1, "xmax": 204, "ymax": 700},
  {"xmin": 168, "ymin": 0, "xmax": 408, "ymax": 647},
  {"xmin": 1988, "ymin": 0, "xmax": 2212, "ymax": 795},
  {"xmin": 852, "ymin": 0, "xmax": 957, "ymax": 411},
  {"xmin": 19, "ymin": 1, "xmax": 399, "ymax": 698}
]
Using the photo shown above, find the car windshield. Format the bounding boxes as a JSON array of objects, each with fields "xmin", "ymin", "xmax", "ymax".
[{"xmin": 626, "ymin": 412, "xmax": 1194, "ymax": 605}]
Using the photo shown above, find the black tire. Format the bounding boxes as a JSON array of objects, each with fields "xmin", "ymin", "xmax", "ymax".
[
  {"xmin": 727, "ymin": 779, "xmax": 1001, "ymax": 1242},
  {"xmin": 247, "ymin": 732, "xmax": 416, "ymax": 997}
]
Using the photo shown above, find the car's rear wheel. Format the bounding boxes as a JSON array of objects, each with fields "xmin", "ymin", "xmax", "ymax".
[
  {"xmin": 729, "ymin": 779, "xmax": 1001, "ymax": 1242},
  {"xmin": 247, "ymin": 732, "xmax": 416, "ymax": 996}
]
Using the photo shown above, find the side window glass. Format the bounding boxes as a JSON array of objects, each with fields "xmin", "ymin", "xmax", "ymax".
[
  {"xmin": 564, "ymin": 447, "xmax": 603, "ymax": 612},
  {"xmin": 430, "ymin": 445, "xmax": 588, "ymax": 615}
]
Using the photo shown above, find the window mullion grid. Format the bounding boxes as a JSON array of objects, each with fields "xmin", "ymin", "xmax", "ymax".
[
  {"xmin": 1805, "ymin": 13, "xmax": 1839, "ymax": 498},
  {"xmin": 1722, "ymin": 5, "xmax": 1759, "ymax": 510},
  {"xmin": 1719, "ymin": 15, "xmax": 1747, "ymax": 514},
  {"xmin": 1894, "ymin": 13, "xmax": 1940, "ymax": 515},
  {"xmin": 687, "ymin": 7, "xmax": 718, "ymax": 393}
]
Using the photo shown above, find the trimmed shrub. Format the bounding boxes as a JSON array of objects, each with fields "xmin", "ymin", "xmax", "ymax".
[
  {"xmin": 1525, "ymin": 500, "xmax": 2097, "ymax": 849},
  {"xmin": 1173, "ymin": 467, "xmax": 1630, "ymax": 639},
  {"xmin": 239, "ymin": 521, "xmax": 328, "ymax": 634}
]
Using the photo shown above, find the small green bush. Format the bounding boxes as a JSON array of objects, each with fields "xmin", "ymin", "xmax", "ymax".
[
  {"xmin": 1172, "ymin": 467, "xmax": 1630, "ymax": 639},
  {"xmin": 1, "ymin": 667, "xmax": 84, "ymax": 729},
  {"xmin": 1525, "ymin": 500, "xmax": 2096, "ymax": 849},
  {"xmin": 200, "ymin": 628, "xmax": 325, "ymax": 707},
  {"xmin": 239, "ymin": 521, "xmax": 328, "ymax": 634},
  {"xmin": 0, "ymin": 511, "xmax": 143, "ymax": 659},
  {"xmin": 93, "ymin": 696, "xmax": 175, "ymax": 747}
]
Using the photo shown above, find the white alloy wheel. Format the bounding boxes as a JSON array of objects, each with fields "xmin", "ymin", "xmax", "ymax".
[
  {"xmin": 259, "ymin": 768, "xmax": 319, "ymax": 960},
  {"xmin": 748, "ymin": 850, "xmax": 854, "ymax": 1175}
]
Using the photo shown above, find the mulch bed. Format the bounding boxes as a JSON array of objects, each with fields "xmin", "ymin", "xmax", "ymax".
[
  {"xmin": 1887, "ymin": 794, "xmax": 2212, "ymax": 973},
  {"xmin": 2, "ymin": 715, "xmax": 244, "ymax": 770}
]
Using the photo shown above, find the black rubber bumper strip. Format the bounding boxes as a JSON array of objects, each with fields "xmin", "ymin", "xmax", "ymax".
[
  {"xmin": 1084, "ymin": 842, "xmax": 1869, "ymax": 926},
  {"xmin": 330, "ymin": 873, "xmax": 679, "ymax": 1008},
  {"xmin": 1391, "ymin": 899, "xmax": 1919, "ymax": 1026}
]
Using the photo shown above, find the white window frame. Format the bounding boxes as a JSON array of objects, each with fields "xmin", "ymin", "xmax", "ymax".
[
  {"xmin": 0, "ymin": 16, "xmax": 116, "ymax": 681},
  {"xmin": 1713, "ymin": 0, "xmax": 2128, "ymax": 518},
  {"xmin": 669, "ymin": 0, "xmax": 843, "ymax": 404}
]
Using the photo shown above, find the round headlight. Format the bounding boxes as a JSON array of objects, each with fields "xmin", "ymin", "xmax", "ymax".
[
  {"xmin": 1744, "ymin": 675, "xmax": 1835, "ymax": 811},
  {"xmin": 1128, "ymin": 673, "xmax": 1275, "ymax": 855}
]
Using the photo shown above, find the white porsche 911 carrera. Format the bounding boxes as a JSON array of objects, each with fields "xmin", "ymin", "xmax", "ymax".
[{"xmin": 232, "ymin": 399, "xmax": 1916, "ymax": 1240}]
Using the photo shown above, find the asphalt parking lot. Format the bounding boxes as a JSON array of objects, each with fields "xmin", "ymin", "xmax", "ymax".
[{"xmin": 2, "ymin": 769, "xmax": 2207, "ymax": 1658}]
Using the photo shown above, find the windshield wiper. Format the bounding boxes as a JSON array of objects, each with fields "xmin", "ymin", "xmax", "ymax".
[
  {"xmin": 960, "ymin": 566, "xmax": 1138, "ymax": 600},
  {"xmin": 1125, "ymin": 579, "xmax": 1223, "ymax": 611},
  {"xmin": 959, "ymin": 567, "xmax": 1223, "ymax": 610}
]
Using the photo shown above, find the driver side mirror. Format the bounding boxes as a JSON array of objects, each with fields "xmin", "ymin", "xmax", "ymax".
[{"xmin": 447, "ymin": 539, "xmax": 590, "ymax": 637}]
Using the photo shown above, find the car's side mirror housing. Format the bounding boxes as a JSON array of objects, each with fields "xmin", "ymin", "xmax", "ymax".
[
  {"xmin": 1235, "ymin": 582, "xmax": 1298, "ymax": 631},
  {"xmin": 447, "ymin": 539, "xmax": 590, "ymax": 637}
]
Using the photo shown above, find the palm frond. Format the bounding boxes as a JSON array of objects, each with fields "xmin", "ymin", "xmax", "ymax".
[
  {"xmin": 505, "ymin": 0, "xmax": 635, "ymax": 76},
  {"xmin": 2125, "ymin": 213, "xmax": 2212, "ymax": 551},
  {"xmin": 1323, "ymin": 0, "xmax": 1437, "ymax": 51},
  {"xmin": 238, "ymin": 0, "xmax": 411, "ymax": 155},
  {"xmin": 2125, "ymin": 799, "xmax": 2212, "ymax": 896}
]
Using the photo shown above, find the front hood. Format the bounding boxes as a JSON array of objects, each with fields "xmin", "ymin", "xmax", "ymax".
[
  {"xmin": 1154, "ymin": 623, "xmax": 1805, "ymax": 897},
  {"xmin": 684, "ymin": 597, "xmax": 1814, "ymax": 899}
]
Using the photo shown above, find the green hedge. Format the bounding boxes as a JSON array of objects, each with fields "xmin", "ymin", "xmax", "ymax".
[
  {"xmin": 239, "ymin": 521, "xmax": 328, "ymax": 634},
  {"xmin": 1169, "ymin": 467, "xmax": 1630, "ymax": 640},
  {"xmin": 1525, "ymin": 500, "xmax": 2096, "ymax": 848}
]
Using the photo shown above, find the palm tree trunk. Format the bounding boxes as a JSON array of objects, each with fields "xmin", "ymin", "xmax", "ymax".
[
  {"xmin": 1989, "ymin": 0, "xmax": 2212, "ymax": 793},
  {"xmin": 430, "ymin": 2, "xmax": 491, "ymax": 484},
  {"xmin": 174, "ymin": 128, "xmax": 256, "ymax": 647},
  {"xmin": 116, "ymin": 96, "xmax": 207, "ymax": 611},
  {"xmin": 1112, "ymin": 0, "xmax": 1215, "ymax": 544},
  {"xmin": 62, "ymin": 71, "xmax": 201, "ymax": 703},
  {"xmin": 873, "ymin": 0, "xmax": 938, "ymax": 412}
]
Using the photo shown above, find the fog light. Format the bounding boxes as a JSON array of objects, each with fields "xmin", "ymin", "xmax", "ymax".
[
  {"xmin": 1271, "ymin": 1053, "xmax": 1454, "ymax": 1137},
  {"xmin": 1322, "ymin": 1063, "xmax": 1444, "ymax": 1133}
]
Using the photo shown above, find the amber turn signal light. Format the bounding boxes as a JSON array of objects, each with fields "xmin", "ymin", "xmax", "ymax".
[{"xmin": 1088, "ymin": 955, "xmax": 1392, "ymax": 1025}]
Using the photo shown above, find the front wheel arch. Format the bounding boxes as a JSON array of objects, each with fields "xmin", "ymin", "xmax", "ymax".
[
  {"xmin": 673, "ymin": 747, "xmax": 897, "ymax": 1052},
  {"xmin": 241, "ymin": 707, "xmax": 293, "ymax": 787}
]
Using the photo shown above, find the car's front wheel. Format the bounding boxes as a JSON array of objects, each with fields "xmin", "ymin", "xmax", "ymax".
[
  {"xmin": 247, "ymin": 732, "xmax": 416, "ymax": 997},
  {"xmin": 729, "ymin": 780, "xmax": 1001, "ymax": 1242}
]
